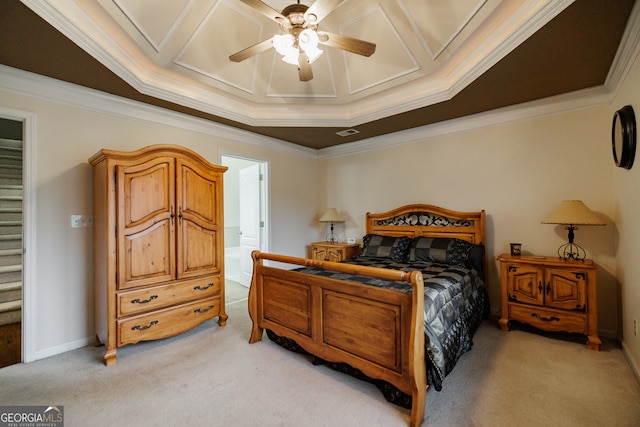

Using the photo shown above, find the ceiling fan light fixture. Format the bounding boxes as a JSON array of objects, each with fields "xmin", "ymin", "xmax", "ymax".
[
  {"xmin": 273, "ymin": 33, "xmax": 299, "ymax": 65},
  {"xmin": 232, "ymin": 0, "xmax": 376, "ymax": 82},
  {"xmin": 299, "ymin": 29, "xmax": 323, "ymax": 63},
  {"xmin": 273, "ymin": 33, "xmax": 294, "ymax": 55}
]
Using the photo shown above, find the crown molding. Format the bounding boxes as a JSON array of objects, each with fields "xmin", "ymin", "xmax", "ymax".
[
  {"xmin": 605, "ymin": 0, "xmax": 640, "ymax": 97},
  {"xmin": 0, "ymin": 65, "xmax": 317, "ymax": 159},
  {"xmin": 318, "ymin": 85, "xmax": 612, "ymax": 159}
]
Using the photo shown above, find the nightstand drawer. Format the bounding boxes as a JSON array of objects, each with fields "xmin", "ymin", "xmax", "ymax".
[{"xmin": 509, "ymin": 304, "xmax": 587, "ymax": 334}]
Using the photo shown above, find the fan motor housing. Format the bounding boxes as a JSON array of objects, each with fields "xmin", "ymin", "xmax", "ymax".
[{"xmin": 282, "ymin": 4, "xmax": 309, "ymax": 26}]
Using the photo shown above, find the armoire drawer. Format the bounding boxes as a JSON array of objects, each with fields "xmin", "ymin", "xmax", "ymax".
[
  {"xmin": 117, "ymin": 296, "xmax": 221, "ymax": 346},
  {"xmin": 117, "ymin": 276, "xmax": 221, "ymax": 317},
  {"xmin": 509, "ymin": 304, "xmax": 587, "ymax": 334}
]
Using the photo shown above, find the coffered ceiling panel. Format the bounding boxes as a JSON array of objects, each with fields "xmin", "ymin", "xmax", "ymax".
[
  {"xmin": 342, "ymin": 6, "xmax": 418, "ymax": 95},
  {"xmin": 176, "ymin": 1, "xmax": 261, "ymax": 93}
]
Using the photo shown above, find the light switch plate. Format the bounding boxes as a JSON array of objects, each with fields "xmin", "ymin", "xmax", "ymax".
[{"xmin": 71, "ymin": 214, "xmax": 94, "ymax": 228}]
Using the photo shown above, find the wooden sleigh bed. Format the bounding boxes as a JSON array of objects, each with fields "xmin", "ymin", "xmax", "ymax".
[{"xmin": 247, "ymin": 204, "xmax": 488, "ymax": 426}]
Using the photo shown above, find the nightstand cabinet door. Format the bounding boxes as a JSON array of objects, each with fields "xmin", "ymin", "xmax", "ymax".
[
  {"xmin": 325, "ymin": 247, "xmax": 344, "ymax": 262},
  {"xmin": 312, "ymin": 246, "xmax": 331, "ymax": 261},
  {"xmin": 507, "ymin": 264, "xmax": 544, "ymax": 306},
  {"xmin": 311, "ymin": 242, "xmax": 360, "ymax": 262},
  {"xmin": 545, "ymin": 268, "xmax": 587, "ymax": 312}
]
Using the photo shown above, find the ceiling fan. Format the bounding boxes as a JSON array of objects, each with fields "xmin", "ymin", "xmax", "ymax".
[{"xmin": 229, "ymin": 0, "xmax": 376, "ymax": 81}]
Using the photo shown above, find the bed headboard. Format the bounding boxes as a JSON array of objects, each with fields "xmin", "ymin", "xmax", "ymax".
[
  {"xmin": 366, "ymin": 204, "xmax": 487, "ymax": 280},
  {"xmin": 366, "ymin": 204, "xmax": 486, "ymax": 245}
]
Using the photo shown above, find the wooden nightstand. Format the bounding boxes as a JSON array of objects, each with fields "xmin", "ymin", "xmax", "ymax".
[
  {"xmin": 311, "ymin": 242, "xmax": 361, "ymax": 262},
  {"xmin": 497, "ymin": 254, "xmax": 600, "ymax": 351}
]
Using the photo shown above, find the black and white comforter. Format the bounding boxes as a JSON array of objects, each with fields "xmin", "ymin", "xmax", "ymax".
[{"xmin": 267, "ymin": 256, "xmax": 489, "ymax": 405}]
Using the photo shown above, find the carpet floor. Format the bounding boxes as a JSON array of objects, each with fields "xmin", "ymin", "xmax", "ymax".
[{"xmin": 0, "ymin": 280, "xmax": 639, "ymax": 426}]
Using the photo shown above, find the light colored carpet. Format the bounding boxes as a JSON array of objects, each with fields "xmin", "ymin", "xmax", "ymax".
[{"xmin": 0, "ymin": 280, "xmax": 639, "ymax": 426}]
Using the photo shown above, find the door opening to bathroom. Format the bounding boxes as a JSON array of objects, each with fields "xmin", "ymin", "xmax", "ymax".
[{"xmin": 221, "ymin": 156, "xmax": 267, "ymax": 287}]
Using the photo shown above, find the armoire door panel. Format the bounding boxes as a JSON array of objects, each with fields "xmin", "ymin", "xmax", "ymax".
[
  {"xmin": 178, "ymin": 220, "xmax": 218, "ymax": 278},
  {"xmin": 118, "ymin": 157, "xmax": 175, "ymax": 228},
  {"xmin": 119, "ymin": 219, "xmax": 176, "ymax": 290},
  {"xmin": 176, "ymin": 159, "xmax": 218, "ymax": 226}
]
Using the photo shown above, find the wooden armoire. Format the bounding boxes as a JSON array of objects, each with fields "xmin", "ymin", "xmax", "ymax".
[{"xmin": 89, "ymin": 145, "xmax": 227, "ymax": 365}]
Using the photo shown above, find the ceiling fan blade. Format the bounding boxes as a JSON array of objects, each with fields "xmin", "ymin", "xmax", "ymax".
[
  {"xmin": 229, "ymin": 38, "xmax": 274, "ymax": 62},
  {"xmin": 317, "ymin": 31, "xmax": 376, "ymax": 57},
  {"xmin": 305, "ymin": 0, "xmax": 344, "ymax": 24},
  {"xmin": 238, "ymin": 0, "xmax": 286, "ymax": 24},
  {"xmin": 298, "ymin": 52, "xmax": 313, "ymax": 81}
]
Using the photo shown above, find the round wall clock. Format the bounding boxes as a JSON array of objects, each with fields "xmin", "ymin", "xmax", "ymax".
[{"xmin": 612, "ymin": 105, "xmax": 636, "ymax": 170}]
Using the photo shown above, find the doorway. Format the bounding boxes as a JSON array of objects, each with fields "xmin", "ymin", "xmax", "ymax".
[
  {"xmin": 0, "ymin": 117, "xmax": 23, "ymax": 367},
  {"xmin": 221, "ymin": 156, "xmax": 268, "ymax": 287}
]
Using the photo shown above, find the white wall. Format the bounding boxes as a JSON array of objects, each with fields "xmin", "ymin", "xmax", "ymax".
[
  {"xmin": 610, "ymin": 49, "xmax": 640, "ymax": 377},
  {"xmin": 321, "ymin": 107, "xmax": 617, "ymax": 335},
  {"xmin": 0, "ymin": 67, "xmax": 320, "ymax": 360}
]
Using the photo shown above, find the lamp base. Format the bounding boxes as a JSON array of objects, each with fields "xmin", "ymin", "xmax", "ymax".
[
  {"xmin": 326, "ymin": 221, "xmax": 338, "ymax": 243},
  {"xmin": 557, "ymin": 241, "xmax": 586, "ymax": 261},
  {"xmin": 557, "ymin": 225, "xmax": 586, "ymax": 261}
]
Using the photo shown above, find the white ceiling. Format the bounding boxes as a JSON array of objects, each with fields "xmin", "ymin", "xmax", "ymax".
[{"xmin": 22, "ymin": 0, "xmax": 574, "ymax": 130}]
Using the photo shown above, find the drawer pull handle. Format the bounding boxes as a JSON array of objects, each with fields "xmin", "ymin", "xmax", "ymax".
[
  {"xmin": 531, "ymin": 313, "xmax": 560, "ymax": 322},
  {"xmin": 131, "ymin": 320, "xmax": 158, "ymax": 331},
  {"xmin": 194, "ymin": 283, "xmax": 213, "ymax": 291},
  {"xmin": 131, "ymin": 295, "xmax": 158, "ymax": 304},
  {"xmin": 194, "ymin": 305, "xmax": 214, "ymax": 314}
]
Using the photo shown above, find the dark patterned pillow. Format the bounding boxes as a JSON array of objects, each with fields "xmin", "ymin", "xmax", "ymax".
[
  {"xmin": 408, "ymin": 237, "xmax": 474, "ymax": 265},
  {"xmin": 360, "ymin": 234, "xmax": 412, "ymax": 262}
]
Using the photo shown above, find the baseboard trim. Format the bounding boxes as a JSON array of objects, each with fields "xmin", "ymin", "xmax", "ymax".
[
  {"xmin": 33, "ymin": 336, "xmax": 93, "ymax": 362},
  {"xmin": 621, "ymin": 340, "xmax": 640, "ymax": 386}
]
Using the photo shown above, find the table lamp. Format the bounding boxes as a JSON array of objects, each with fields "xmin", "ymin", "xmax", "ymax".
[
  {"xmin": 541, "ymin": 200, "xmax": 605, "ymax": 261},
  {"xmin": 318, "ymin": 208, "xmax": 345, "ymax": 243}
]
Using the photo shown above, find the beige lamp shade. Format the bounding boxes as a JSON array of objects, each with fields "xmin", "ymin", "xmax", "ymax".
[
  {"xmin": 541, "ymin": 200, "xmax": 605, "ymax": 226},
  {"xmin": 318, "ymin": 208, "xmax": 345, "ymax": 223}
]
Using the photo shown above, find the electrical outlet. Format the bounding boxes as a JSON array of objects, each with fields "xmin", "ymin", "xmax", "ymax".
[{"xmin": 70, "ymin": 214, "xmax": 94, "ymax": 228}]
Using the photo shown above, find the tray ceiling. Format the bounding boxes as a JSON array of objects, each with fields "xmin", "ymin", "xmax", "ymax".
[{"xmin": 4, "ymin": 0, "xmax": 637, "ymax": 149}]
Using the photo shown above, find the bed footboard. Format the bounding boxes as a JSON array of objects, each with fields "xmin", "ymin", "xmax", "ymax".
[{"xmin": 248, "ymin": 251, "xmax": 427, "ymax": 427}]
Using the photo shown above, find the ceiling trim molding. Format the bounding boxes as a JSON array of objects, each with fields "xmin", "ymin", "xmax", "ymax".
[
  {"xmin": 20, "ymin": 0, "xmax": 575, "ymax": 128},
  {"xmin": 317, "ymin": 85, "xmax": 612, "ymax": 160},
  {"xmin": 0, "ymin": 64, "xmax": 317, "ymax": 160},
  {"xmin": 605, "ymin": 0, "xmax": 640, "ymax": 97}
]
